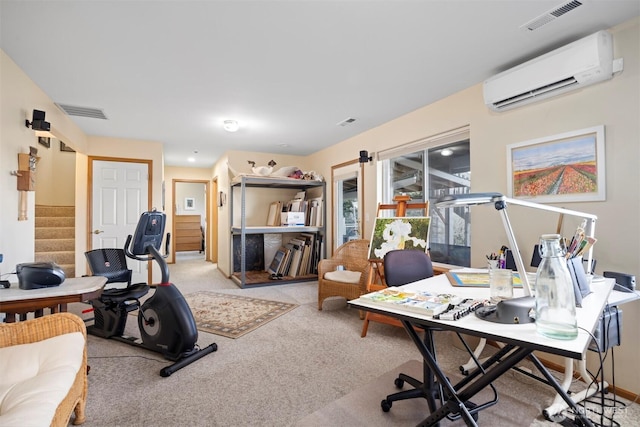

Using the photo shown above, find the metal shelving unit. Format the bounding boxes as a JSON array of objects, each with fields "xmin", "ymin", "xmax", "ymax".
[{"xmin": 230, "ymin": 176, "xmax": 326, "ymax": 288}]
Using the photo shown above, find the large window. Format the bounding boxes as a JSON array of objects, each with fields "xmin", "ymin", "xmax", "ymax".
[{"xmin": 379, "ymin": 128, "xmax": 471, "ymax": 266}]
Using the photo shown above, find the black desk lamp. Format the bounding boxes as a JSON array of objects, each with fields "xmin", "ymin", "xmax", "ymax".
[{"xmin": 436, "ymin": 192, "xmax": 597, "ymax": 324}]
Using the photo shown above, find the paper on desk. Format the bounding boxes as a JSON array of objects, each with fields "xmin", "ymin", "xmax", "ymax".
[{"xmin": 449, "ymin": 268, "xmax": 489, "ymax": 274}]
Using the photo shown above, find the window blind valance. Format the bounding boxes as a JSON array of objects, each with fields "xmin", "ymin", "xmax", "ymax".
[{"xmin": 377, "ymin": 125, "xmax": 470, "ymax": 161}]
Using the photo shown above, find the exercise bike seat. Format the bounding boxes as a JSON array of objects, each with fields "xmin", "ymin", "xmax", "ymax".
[{"xmin": 100, "ymin": 283, "xmax": 150, "ymax": 304}]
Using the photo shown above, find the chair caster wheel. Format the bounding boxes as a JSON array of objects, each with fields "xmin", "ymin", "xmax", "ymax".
[
  {"xmin": 394, "ymin": 377, "xmax": 404, "ymax": 388},
  {"xmin": 381, "ymin": 399, "xmax": 392, "ymax": 412}
]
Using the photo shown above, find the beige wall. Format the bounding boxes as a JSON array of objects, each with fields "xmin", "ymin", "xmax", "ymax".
[{"xmin": 34, "ymin": 138, "xmax": 76, "ymax": 206}]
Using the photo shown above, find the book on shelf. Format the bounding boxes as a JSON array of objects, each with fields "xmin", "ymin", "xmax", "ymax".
[
  {"xmin": 360, "ymin": 287, "xmax": 462, "ymax": 316},
  {"xmin": 277, "ymin": 247, "xmax": 292, "ymax": 276},
  {"xmin": 266, "ymin": 201, "xmax": 282, "ymax": 226},
  {"xmin": 288, "ymin": 248, "xmax": 303, "ymax": 277},
  {"xmin": 307, "ymin": 197, "xmax": 323, "ymax": 226},
  {"xmin": 267, "ymin": 247, "xmax": 287, "ymax": 275},
  {"xmin": 299, "ymin": 232, "xmax": 316, "ymax": 275}
]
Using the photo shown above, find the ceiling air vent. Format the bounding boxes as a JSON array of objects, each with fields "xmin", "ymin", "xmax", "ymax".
[
  {"xmin": 55, "ymin": 103, "xmax": 108, "ymax": 120},
  {"xmin": 337, "ymin": 117, "xmax": 356, "ymax": 127},
  {"xmin": 520, "ymin": 1, "xmax": 583, "ymax": 31}
]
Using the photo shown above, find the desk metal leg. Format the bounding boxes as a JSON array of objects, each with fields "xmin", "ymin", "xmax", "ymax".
[
  {"xmin": 543, "ymin": 357, "xmax": 608, "ymax": 421},
  {"xmin": 528, "ymin": 354, "xmax": 595, "ymax": 427},
  {"xmin": 402, "ymin": 321, "xmax": 480, "ymax": 426}
]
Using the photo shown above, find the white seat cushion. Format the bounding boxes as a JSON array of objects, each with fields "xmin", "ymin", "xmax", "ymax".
[
  {"xmin": 324, "ymin": 270, "xmax": 361, "ymax": 284},
  {"xmin": 0, "ymin": 332, "xmax": 84, "ymax": 426}
]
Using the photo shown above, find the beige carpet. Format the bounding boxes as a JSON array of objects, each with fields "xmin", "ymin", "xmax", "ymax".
[
  {"xmin": 298, "ymin": 359, "xmax": 640, "ymax": 427},
  {"xmin": 183, "ymin": 291, "xmax": 298, "ymax": 338}
]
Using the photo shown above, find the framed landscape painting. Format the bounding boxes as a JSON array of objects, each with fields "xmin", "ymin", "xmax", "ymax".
[
  {"xmin": 506, "ymin": 126, "xmax": 605, "ymax": 203},
  {"xmin": 368, "ymin": 216, "xmax": 430, "ymax": 261}
]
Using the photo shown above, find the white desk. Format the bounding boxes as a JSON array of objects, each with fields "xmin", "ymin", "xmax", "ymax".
[
  {"xmin": 0, "ymin": 276, "xmax": 106, "ymax": 322},
  {"xmin": 349, "ymin": 274, "xmax": 614, "ymax": 426}
]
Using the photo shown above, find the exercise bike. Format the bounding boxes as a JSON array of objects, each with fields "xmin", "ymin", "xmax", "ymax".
[{"xmin": 85, "ymin": 210, "xmax": 217, "ymax": 377}]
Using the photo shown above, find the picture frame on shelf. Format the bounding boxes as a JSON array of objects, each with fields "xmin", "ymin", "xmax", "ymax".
[{"xmin": 506, "ymin": 125, "xmax": 605, "ymax": 203}]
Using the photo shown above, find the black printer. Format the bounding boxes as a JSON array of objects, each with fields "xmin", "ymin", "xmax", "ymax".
[{"xmin": 16, "ymin": 262, "xmax": 66, "ymax": 289}]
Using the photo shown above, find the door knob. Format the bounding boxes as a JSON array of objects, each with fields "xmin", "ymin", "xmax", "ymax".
[{"xmin": 93, "ymin": 229, "xmax": 104, "ymax": 234}]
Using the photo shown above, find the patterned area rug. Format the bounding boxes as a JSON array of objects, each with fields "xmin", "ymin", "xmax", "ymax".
[{"xmin": 183, "ymin": 291, "xmax": 298, "ymax": 339}]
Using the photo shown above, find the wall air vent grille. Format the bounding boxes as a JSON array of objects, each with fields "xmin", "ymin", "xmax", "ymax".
[
  {"xmin": 55, "ymin": 103, "xmax": 108, "ymax": 120},
  {"xmin": 493, "ymin": 76, "xmax": 579, "ymax": 110},
  {"xmin": 520, "ymin": 0, "xmax": 583, "ymax": 31}
]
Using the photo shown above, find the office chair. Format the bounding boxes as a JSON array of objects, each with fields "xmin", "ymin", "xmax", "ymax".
[
  {"xmin": 380, "ymin": 250, "xmax": 440, "ymax": 412},
  {"xmin": 381, "ymin": 249, "xmax": 485, "ymax": 420}
]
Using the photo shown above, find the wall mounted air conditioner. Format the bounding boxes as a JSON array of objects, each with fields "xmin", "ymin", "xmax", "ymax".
[{"xmin": 483, "ymin": 30, "xmax": 618, "ymax": 112}]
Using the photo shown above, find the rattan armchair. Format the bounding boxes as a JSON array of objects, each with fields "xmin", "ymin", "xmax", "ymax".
[
  {"xmin": 318, "ymin": 239, "xmax": 370, "ymax": 310},
  {"xmin": 0, "ymin": 313, "xmax": 88, "ymax": 426}
]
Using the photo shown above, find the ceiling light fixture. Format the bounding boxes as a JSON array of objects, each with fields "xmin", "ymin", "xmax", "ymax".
[
  {"xmin": 223, "ymin": 120, "xmax": 239, "ymax": 132},
  {"xmin": 441, "ymin": 148, "xmax": 453, "ymax": 156}
]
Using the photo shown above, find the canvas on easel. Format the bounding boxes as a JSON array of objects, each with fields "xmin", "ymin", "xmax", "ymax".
[{"xmin": 368, "ymin": 216, "xmax": 431, "ymax": 261}]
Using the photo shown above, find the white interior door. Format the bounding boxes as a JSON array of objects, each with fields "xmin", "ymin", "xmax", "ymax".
[{"xmin": 91, "ymin": 160, "xmax": 149, "ymax": 284}]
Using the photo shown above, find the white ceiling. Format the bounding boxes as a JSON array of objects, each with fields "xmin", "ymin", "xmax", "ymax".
[{"xmin": 2, "ymin": 1, "xmax": 638, "ymax": 168}]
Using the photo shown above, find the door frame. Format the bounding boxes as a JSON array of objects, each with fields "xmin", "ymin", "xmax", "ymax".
[
  {"xmin": 330, "ymin": 158, "xmax": 365, "ymax": 256},
  {"xmin": 172, "ymin": 179, "xmax": 211, "ymax": 262},
  {"xmin": 87, "ymin": 156, "xmax": 153, "ymax": 282}
]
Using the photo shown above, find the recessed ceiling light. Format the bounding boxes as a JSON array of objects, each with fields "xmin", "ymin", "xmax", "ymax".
[
  {"xmin": 441, "ymin": 148, "xmax": 453, "ymax": 156},
  {"xmin": 278, "ymin": 143, "xmax": 289, "ymax": 148},
  {"xmin": 223, "ymin": 120, "xmax": 239, "ymax": 132},
  {"xmin": 187, "ymin": 157, "xmax": 195, "ymax": 162}
]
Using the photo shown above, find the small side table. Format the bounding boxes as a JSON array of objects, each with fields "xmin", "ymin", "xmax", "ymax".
[{"xmin": 0, "ymin": 276, "xmax": 106, "ymax": 323}]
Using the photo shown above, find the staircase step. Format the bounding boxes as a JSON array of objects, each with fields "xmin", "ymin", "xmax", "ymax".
[
  {"xmin": 35, "ymin": 227, "xmax": 75, "ymax": 240},
  {"xmin": 35, "ymin": 205, "xmax": 74, "ymax": 217},
  {"xmin": 35, "ymin": 216, "xmax": 75, "ymax": 227},
  {"xmin": 35, "ymin": 205, "xmax": 76, "ymax": 279},
  {"xmin": 35, "ymin": 251, "xmax": 75, "ymax": 266},
  {"xmin": 35, "ymin": 238, "xmax": 75, "ymax": 252},
  {"xmin": 59, "ymin": 264, "xmax": 76, "ymax": 278}
]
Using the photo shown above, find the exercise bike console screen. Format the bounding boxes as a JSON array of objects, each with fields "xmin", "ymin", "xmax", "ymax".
[{"xmin": 131, "ymin": 211, "xmax": 166, "ymax": 255}]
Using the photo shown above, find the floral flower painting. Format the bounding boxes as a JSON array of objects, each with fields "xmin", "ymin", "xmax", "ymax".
[
  {"xmin": 507, "ymin": 126, "xmax": 605, "ymax": 203},
  {"xmin": 368, "ymin": 217, "xmax": 431, "ymax": 261}
]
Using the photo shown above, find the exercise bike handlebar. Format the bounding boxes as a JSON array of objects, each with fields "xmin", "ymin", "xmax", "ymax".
[{"xmin": 124, "ymin": 233, "xmax": 172, "ymax": 284}]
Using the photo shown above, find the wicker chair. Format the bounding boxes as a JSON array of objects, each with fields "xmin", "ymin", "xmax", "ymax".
[
  {"xmin": 317, "ymin": 239, "xmax": 371, "ymax": 310},
  {"xmin": 0, "ymin": 313, "xmax": 88, "ymax": 426}
]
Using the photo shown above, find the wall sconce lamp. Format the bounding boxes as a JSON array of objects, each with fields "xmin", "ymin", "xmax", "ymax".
[
  {"xmin": 25, "ymin": 110, "xmax": 50, "ymax": 132},
  {"xmin": 359, "ymin": 150, "xmax": 373, "ymax": 163},
  {"xmin": 436, "ymin": 192, "xmax": 597, "ymax": 324}
]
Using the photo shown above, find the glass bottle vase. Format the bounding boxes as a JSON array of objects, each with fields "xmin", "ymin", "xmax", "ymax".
[{"xmin": 534, "ymin": 233, "xmax": 578, "ymax": 340}]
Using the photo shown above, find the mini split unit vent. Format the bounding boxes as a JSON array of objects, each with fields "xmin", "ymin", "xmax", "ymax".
[{"xmin": 483, "ymin": 30, "xmax": 620, "ymax": 112}]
